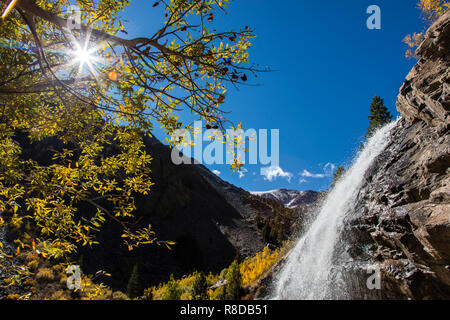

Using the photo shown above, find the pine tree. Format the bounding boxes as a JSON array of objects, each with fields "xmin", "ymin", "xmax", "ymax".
[
  {"xmin": 127, "ymin": 264, "xmax": 140, "ymax": 299},
  {"xmin": 269, "ymin": 227, "xmax": 278, "ymax": 244},
  {"xmin": 366, "ymin": 96, "xmax": 393, "ymax": 138},
  {"xmin": 192, "ymin": 272, "xmax": 208, "ymax": 300},
  {"xmin": 332, "ymin": 166, "xmax": 346, "ymax": 187},
  {"xmin": 262, "ymin": 223, "xmax": 270, "ymax": 243},
  {"xmin": 225, "ymin": 260, "xmax": 242, "ymax": 300}
]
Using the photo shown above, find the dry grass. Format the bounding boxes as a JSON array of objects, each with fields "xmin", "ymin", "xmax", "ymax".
[{"xmin": 36, "ymin": 268, "xmax": 55, "ymax": 282}]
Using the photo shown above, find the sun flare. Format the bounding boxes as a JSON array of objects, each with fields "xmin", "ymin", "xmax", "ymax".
[
  {"xmin": 71, "ymin": 42, "xmax": 99, "ymax": 76},
  {"xmin": 73, "ymin": 47, "xmax": 94, "ymax": 65}
]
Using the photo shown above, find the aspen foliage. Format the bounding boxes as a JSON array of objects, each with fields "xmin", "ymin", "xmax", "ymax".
[
  {"xmin": 0, "ymin": 0, "xmax": 259, "ymax": 289},
  {"xmin": 240, "ymin": 246, "xmax": 279, "ymax": 286}
]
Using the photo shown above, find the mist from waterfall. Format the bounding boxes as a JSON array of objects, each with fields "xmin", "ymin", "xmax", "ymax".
[{"xmin": 272, "ymin": 121, "xmax": 397, "ymax": 300}]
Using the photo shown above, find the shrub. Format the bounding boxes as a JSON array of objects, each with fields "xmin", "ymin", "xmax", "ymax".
[
  {"xmin": 208, "ymin": 286, "xmax": 226, "ymax": 300},
  {"xmin": 162, "ymin": 275, "xmax": 182, "ymax": 300},
  {"xmin": 36, "ymin": 268, "xmax": 55, "ymax": 282},
  {"xmin": 112, "ymin": 291, "xmax": 129, "ymax": 300},
  {"xmin": 240, "ymin": 246, "xmax": 279, "ymax": 286}
]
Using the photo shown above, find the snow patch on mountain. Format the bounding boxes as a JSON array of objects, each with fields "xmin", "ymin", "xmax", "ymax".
[{"xmin": 250, "ymin": 189, "xmax": 318, "ymax": 208}]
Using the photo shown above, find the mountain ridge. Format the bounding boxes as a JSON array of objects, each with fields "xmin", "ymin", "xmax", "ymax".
[{"xmin": 250, "ymin": 189, "xmax": 319, "ymax": 209}]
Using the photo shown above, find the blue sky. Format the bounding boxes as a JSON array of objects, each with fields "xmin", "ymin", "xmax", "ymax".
[{"xmin": 122, "ymin": 0, "xmax": 425, "ymax": 192}]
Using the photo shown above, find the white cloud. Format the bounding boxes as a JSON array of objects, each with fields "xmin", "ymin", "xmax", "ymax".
[
  {"xmin": 212, "ymin": 170, "xmax": 221, "ymax": 176},
  {"xmin": 300, "ymin": 163, "xmax": 337, "ymax": 179},
  {"xmin": 299, "ymin": 178, "xmax": 307, "ymax": 184},
  {"xmin": 300, "ymin": 169, "xmax": 325, "ymax": 179},
  {"xmin": 261, "ymin": 166, "xmax": 293, "ymax": 182},
  {"xmin": 238, "ymin": 168, "xmax": 248, "ymax": 179}
]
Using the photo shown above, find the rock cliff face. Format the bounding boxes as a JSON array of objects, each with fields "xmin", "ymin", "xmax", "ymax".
[
  {"xmin": 397, "ymin": 11, "xmax": 450, "ymax": 127},
  {"xmin": 345, "ymin": 12, "xmax": 450, "ymax": 299}
]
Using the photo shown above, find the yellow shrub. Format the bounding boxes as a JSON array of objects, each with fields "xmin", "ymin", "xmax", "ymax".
[
  {"xmin": 206, "ymin": 272, "xmax": 220, "ymax": 284},
  {"xmin": 208, "ymin": 286, "xmax": 226, "ymax": 300},
  {"xmin": 146, "ymin": 283, "xmax": 167, "ymax": 300},
  {"xmin": 240, "ymin": 246, "xmax": 279, "ymax": 286},
  {"xmin": 180, "ymin": 292, "xmax": 193, "ymax": 300},
  {"xmin": 418, "ymin": 0, "xmax": 450, "ymax": 22}
]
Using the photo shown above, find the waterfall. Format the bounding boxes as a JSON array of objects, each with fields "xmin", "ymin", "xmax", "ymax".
[{"xmin": 272, "ymin": 121, "xmax": 397, "ymax": 300}]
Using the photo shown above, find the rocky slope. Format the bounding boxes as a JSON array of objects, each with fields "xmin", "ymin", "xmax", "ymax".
[
  {"xmin": 195, "ymin": 166, "xmax": 314, "ymax": 246},
  {"xmin": 344, "ymin": 11, "xmax": 450, "ymax": 299}
]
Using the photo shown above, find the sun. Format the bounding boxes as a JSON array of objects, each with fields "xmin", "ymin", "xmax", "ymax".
[
  {"xmin": 71, "ymin": 41, "xmax": 99, "ymax": 76},
  {"xmin": 66, "ymin": 29, "xmax": 103, "ymax": 79},
  {"xmin": 73, "ymin": 47, "xmax": 95, "ymax": 66}
]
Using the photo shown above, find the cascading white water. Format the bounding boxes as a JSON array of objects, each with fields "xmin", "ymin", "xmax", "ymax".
[{"xmin": 272, "ymin": 121, "xmax": 397, "ymax": 300}]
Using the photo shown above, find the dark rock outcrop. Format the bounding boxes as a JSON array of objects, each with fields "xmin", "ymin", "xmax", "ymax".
[
  {"xmin": 196, "ymin": 167, "xmax": 313, "ymax": 246},
  {"xmin": 345, "ymin": 12, "xmax": 450, "ymax": 300}
]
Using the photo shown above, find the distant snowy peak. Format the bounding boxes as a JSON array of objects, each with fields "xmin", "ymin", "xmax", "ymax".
[
  {"xmin": 250, "ymin": 189, "xmax": 319, "ymax": 208},
  {"xmin": 250, "ymin": 189, "xmax": 301, "ymax": 207}
]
